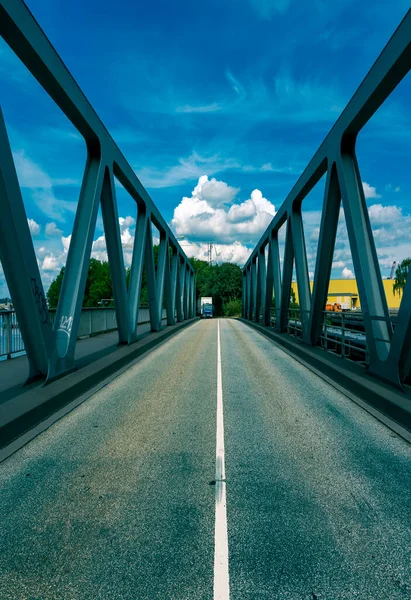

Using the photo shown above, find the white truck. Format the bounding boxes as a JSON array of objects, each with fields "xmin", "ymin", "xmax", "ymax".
[{"xmin": 198, "ymin": 296, "xmax": 213, "ymax": 318}]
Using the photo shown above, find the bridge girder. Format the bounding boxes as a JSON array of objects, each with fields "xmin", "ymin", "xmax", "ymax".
[
  {"xmin": 0, "ymin": 0, "xmax": 195, "ymax": 382},
  {"xmin": 242, "ymin": 8, "xmax": 411, "ymax": 388}
]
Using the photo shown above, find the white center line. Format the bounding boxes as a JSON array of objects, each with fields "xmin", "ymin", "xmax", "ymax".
[{"xmin": 214, "ymin": 319, "xmax": 230, "ymax": 600}]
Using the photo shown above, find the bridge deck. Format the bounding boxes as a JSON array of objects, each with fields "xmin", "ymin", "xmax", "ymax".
[{"xmin": 1, "ymin": 319, "xmax": 410, "ymax": 599}]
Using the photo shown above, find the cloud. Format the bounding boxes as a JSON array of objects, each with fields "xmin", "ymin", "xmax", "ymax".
[
  {"xmin": 45, "ymin": 222, "xmax": 63, "ymax": 236},
  {"xmin": 31, "ymin": 215, "xmax": 137, "ymax": 286},
  {"xmin": 91, "ymin": 216, "xmax": 136, "ymax": 265},
  {"xmin": 171, "ymin": 176, "xmax": 275, "ymax": 244},
  {"xmin": 62, "ymin": 235, "xmax": 72, "ymax": 253},
  {"xmin": 27, "ymin": 218, "xmax": 40, "ymax": 236},
  {"xmin": 225, "ymin": 71, "xmax": 247, "ymax": 102},
  {"xmin": 192, "ymin": 176, "xmax": 239, "ymax": 207},
  {"xmin": 137, "ymin": 152, "xmax": 240, "ymax": 189},
  {"xmin": 119, "ymin": 216, "xmax": 135, "ymax": 251},
  {"xmin": 362, "ymin": 181, "xmax": 381, "ymax": 199},
  {"xmin": 175, "ymin": 103, "xmax": 222, "ymax": 114},
  {"xmin": 42, "ymin": 255, "xmax": 60, "ymax": 271},
  {"xmin": 368, "ymin": 203, "xmax": 402, "ymax": 226},
  {"xmin": 342, "ymin": 267, "xmax": 355, "ymax": 279},
  {"xmin": 119, "ymin": 216, "xmax": 136, "ymax": 230},
  {"xmin": 181, "ymin": 241, "xmax": 252, "ymax": 266},
  {"xmin": 12, "ymin": 150, "xmax": 78, "ymax": 221},
  {"xmin": 14, "ymin": 151, "xmax": 52, "ymax": 188},
  {"xmin": 249, "ymin": 0, "xmax": 292, "ymax": 19},
  {"xmin": 272, "ymin": 68, "xmax": 343, "ymax": 123}
]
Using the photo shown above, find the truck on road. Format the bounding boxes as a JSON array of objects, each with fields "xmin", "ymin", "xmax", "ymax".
[{"xmin": 198, "ymin": 297, "xmax": 213, "ymax": 318}]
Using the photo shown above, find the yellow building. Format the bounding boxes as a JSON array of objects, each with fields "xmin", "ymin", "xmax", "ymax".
[{"xmin": 291, "ymin": 279, "xmax": 401, "ymax": 310}]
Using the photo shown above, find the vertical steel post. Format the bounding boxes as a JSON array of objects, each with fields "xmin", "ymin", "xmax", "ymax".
[
  {"xmin": 175, "ymin": 258, "xmax": 183, "ymax": 323},
  {"xmin": 145, "ymin": 216, "xmax": 161, "ymax": 332},
  {"xmin": 128, "ymin": 209, "xmax": 148, "ymax": 341},
  {"xmin": 242, "ymin": 271, "xmax": 247, "ymax": 319},
  {"xmin": 0, "ymin": 109, "xmax": 52, "ymax": 378},
  {"xmin": 336, "ymin": 149, "xmax": 392, "ymax": 363},
  {"xmin": 49, "ymin": 152, "xmax": 104, "ymax": 380},
  {"xmin": 291, "ymin": 207, "xmax": 311, "ymax": 343},
  {"xmin": 100, "ymin": 169, "xmax": 130, "ymax": 344},
  {"xmin": 279, "ymin": 217, "xmax": 294, "ymax": 333},
  {"xmin": 184, "ymin": 265, "xmax": 190, "ymax": 320},
  {"xmin": 254, "ymin": 255, "xmax": 261, "ymax": 323},
  {"xmin": 246, "ymin": 267, "xmax": 252, "ymax": 320},
  {"xmin": 309, "ymin": 165, "xmax": 341, "ymax": 346},
  {"xmin": 6, "ymin": 312, "xmax": 12, "ymax": 359},
  {"xmin": 180, "ymin": 259, "xmax": 186, "ymax": 320},
  {"xmin": 257, "ymin": 246, "xmax": 267, "ymax": 324},
  {"xmin": 264, "ymin": 239, "xmax": 273, "ymax": 326},
  {"xmin": 251, "ymin": 258, "xmax": 257, "ymax": 321},
  {"xmin": 155, "ymin": 230, "xmax": 168, "ymax": 329},
  {"xmin": 165, "ymin": 245, "xmax": 178, "ymax": 326},
  {"xmin": 271, "ymin": 235, "xmax": 282, "ymax": 332}
]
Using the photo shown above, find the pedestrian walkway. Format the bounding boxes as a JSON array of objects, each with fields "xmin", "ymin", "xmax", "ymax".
[{"xmin": 0, "ymin": 323, "xmax": 156, "ymax": 404}]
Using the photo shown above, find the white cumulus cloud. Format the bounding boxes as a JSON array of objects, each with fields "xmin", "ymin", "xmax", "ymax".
[
  {"xmin": 362, "ymin": 181, "xmax": 381, "ymax": 199},
  {"xmin": 342, "ymin": 267, "xmax": 355, "ymax": 279},
  {"xmin": 45, "ymin": 222, "xmax": 63, "ymax": 236},
  {"xmin": 171, "ymin": 176, "xmax": 275, "ymax": 244},
  {"xmin": 42, "ymin": 255, "xmax": 60, "ymax": 271},
  {"xmin": 368, "ymin": 203, "xmax": 402, "ymax": 226},
  {"xmin": 27, "ymin": 218, "xmax": 40, "ymax": 236},
  {"xmin": 90, "ymin": 216, "xmax": 136, "ymax": 266},
  {"xmin": 180, "ymin": 241, "xmax": 252, "ymax": 266},
  {"xmin": 62, "ymin": 235, "xmax": 71, "ymax": 253}
]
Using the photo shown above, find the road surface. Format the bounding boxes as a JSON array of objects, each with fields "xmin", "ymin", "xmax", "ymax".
[{"xmin": 1, "ymin": 318, "xmax": 410, "ymax": 599}]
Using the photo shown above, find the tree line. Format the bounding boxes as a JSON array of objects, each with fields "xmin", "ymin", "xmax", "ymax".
[
  {"xmin": 47, "ymin": 251, "xmax": 243, "ymax": 317},
  {"xmin": 45, "ymin": 255, "xmax": 410, "ymax": 317}
]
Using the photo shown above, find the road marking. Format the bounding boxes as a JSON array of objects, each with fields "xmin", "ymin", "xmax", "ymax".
[{"xmin": 214, "ymin": 319, "xmax": 230, "ymax": 600}]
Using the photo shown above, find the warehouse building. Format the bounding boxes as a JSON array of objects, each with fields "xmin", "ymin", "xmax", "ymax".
[{"xmin": 291, "ymin": 279, "xmax": 400, "ymax": 310}]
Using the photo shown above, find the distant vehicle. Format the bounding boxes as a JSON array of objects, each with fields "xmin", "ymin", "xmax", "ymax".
[{"xmin": 198, "ymin": 296, "xmax": 213, "ymax": 318}]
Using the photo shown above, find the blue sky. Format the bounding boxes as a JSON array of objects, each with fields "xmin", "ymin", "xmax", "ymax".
[{"xmin": 1, "ymin": 0, "xmax": 411, "ymax": 297}]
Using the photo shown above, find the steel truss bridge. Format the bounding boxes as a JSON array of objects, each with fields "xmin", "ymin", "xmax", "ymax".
[
  {"xmin": 1, "ymin": 3, "xmax": 411, "ymax": 600},
  {"xmin": 0, "ymin": 0, "xmax": 195, "ymax": 383},
  {"xmin": 242, "ymin": 8, "xmax": 411, "ymax": 391}
]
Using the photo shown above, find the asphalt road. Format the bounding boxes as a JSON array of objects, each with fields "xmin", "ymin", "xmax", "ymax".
[{"xmin": 1, "ymin": 318, "xmax": 411, "ymax": 599}]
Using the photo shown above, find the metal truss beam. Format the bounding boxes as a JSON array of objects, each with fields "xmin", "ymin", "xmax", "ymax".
[
  {"xmin": 242, "ymin": 9, "xmax": 411, "ymax": 388},
  {"xmin": 0, "ymin": 0, "xmax": 194, "ymax": 382}
]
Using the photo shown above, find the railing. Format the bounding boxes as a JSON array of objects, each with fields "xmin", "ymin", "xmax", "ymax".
[
  {"xmin": 268, "ymin": 307, "xmax": 370, "ymax": 364},
  {"xmin": 0, "ymin": 307, "xmax": 168, "ymax": 360},
  {"xmin": 0, "ymin": 311, "xmax": 24, "ymax": 358},
  {"xmin": 0, "ymin": 1, "xmax": 195, "ymax": 382},
  {"xmin": 242, "ymin": 9, "xmax": 411, "ymax": 388}
]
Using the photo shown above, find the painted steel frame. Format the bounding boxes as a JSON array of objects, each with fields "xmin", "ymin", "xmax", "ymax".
[
  {"xmin": 0, "ymin": 0, "xmax": 195, "ymax": 381},
  {"xmin": 243, "ymin": 9, "xmax": 411, "ymax": 388}
]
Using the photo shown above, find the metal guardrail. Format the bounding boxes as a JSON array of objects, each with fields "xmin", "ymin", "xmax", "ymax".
[
  {"xmin": 267, "ymin": 308, "xmax": 370, "ymax": 364},
  {"xmin": 0, "ymin": 1, "xmax": 195, "ymax": 381},
  {"xmin": 0, "ymin": 311, "xmax": 24, "ymax": 358},
  {"xmin": 242, "ymin": 10, "xmax": 411, "ymax": 388},
  {"xmin": 0, "ymin": 307, "xmax": 168, "ymax": 360}
]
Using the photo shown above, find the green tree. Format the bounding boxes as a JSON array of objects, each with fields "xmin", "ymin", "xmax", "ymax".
[
  {"xmin": 47, "ymin": 267, "xmax": 65, "ymax": 308},
  {"xmin": 84, "ymin": 259, "xmax": 113, "ymax": 307},
  {"xmin": 47, "ymin": 259, "xmax": 114, "ymax": 308},
  {"xmin": 393, "ymin": 258, "xmax": 410, "ymax": 297},
  {"xmin": 189, "ymin": 259, "xmax": 242, "ymax": 317},
  {"xmin": 224, "ymin": 299, "xmax": 242, "ymax": 317}
]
